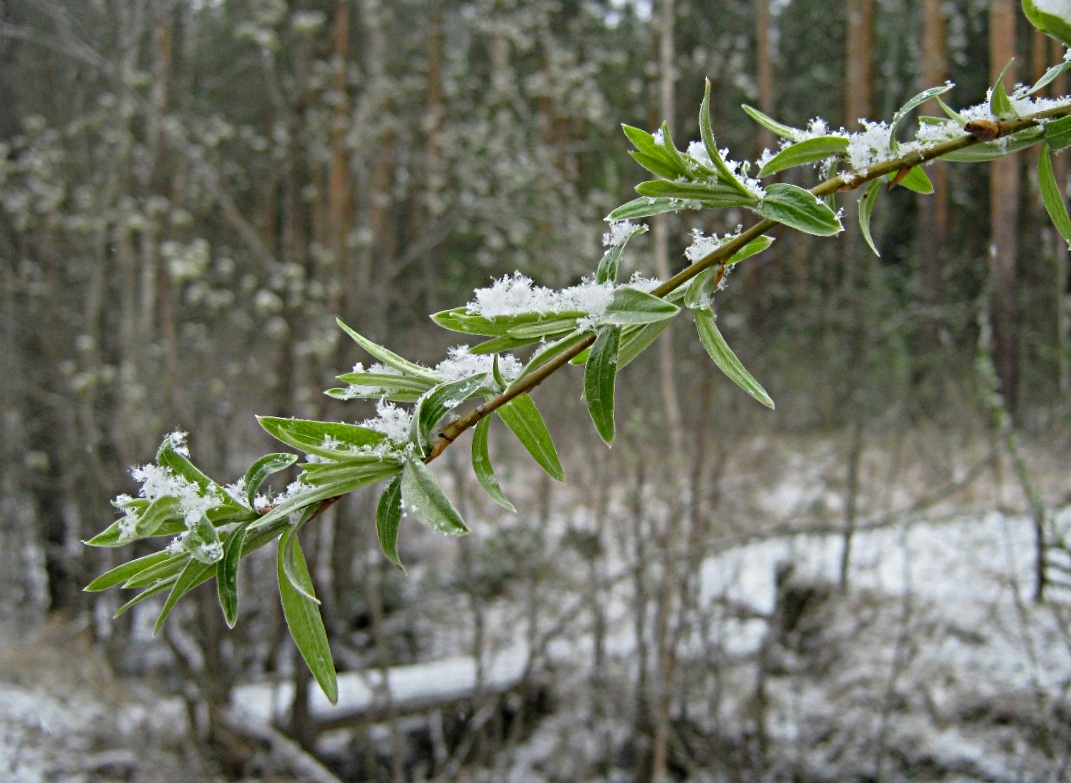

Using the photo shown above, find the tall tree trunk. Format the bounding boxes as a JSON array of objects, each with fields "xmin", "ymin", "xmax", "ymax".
[
  {"xmin": 837, "ymin": 0, "xmax": 875, "ymax": 590},
  {"xmin": 989, "ymin": 0, "xmax": 1020, "ymax": 410},
  {"xmin": 327, "ymin": 0, "xmax": 354, "ymax": 315},
  {"xmin": 844, "ymin": 0, "xmax": 874, "ymax": 129},
  {"xmin": 424, "ymin": 0, "xmax": 445, "ymax": 313},
  {"xmin": 915, "ymin": 0, "xmax": 949, "ymax": 388},
  {"xmin": 755, "ymin": 0, "xmax": 776, "ymax": 155}
]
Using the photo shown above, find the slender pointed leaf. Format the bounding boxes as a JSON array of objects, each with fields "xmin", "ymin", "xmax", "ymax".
[
  {"xmin": 757, "ymin": 136, "xmax": 849, "ymax": 177},
  {"xmin": 277, "ymin": 526, "xmax": 338, "ymax": 704},
  {"xmin": 756, "ymin": 183, "xmax": 842, "ymax": 236},
  {"xmin": 417, "ymin": 374, "xmax": 488, "ymax": 442},
  {"xmin": 400, "ymin": 458, "xmax": 469, "ymax": 536},
  {"xmin": 375, "ymin": 476, "xmax": 405, "ymax": 570},
  {"xmin": 243, "ymin": 454, "xmax": 298, "ymax": 509},
  {"xmin": 597, "ymin": 223, "xmax": 648, "ymax": 284},
  {"xmin": 685, "ymin": 267, "xmax": 722, "ymax": 310},
  {"xmin": 629, "ymin": 150, "xmax": 683, "ymax": 180},
  {"xmin": 114, "ymin": 579, "xmax": 176, "ymax": 618},
  {"xmin": 584, "ymin": 327, "xmax": 621, "ymax": 445},
  {"xmin": 1030, "ymin": 59, "xmax": 1071, "ymax": 95},
  {"xmin": 257, "ymin": 416, "xmax": 387, "ymax": 458},
  {"xmin": 887, "ymin": 166, "xmax": 934, "ymax": 194},
  {"xmin": 606, "ymin": 196, "xmax": 688, "ymax": 221},
  {"xmin": 84, "ymin": 550, "xmax": 174, "ymax": 592},
  {"xmin": 217, "ymin": 521, "xmax": 251, "ymax": 628},
  {"xmin": 153, "ymin": 558, "xmax": 214, "ymax": 634},
  {"xmin": 1039, "ymin": 143, "xmax": 1071, "ymax": 245},
  {"xmin": 990, "ymin": 61, "xmax": 1016, "ymax": 118},
  {"xmin": 601, "ymin": 287, "xmax": 679, "ymax": 325},
  {"xmin": 249, "ymin": 466, "xmax": 402, "ymax": 531},
  {"xmin": 1044, "ymin": 114, "xmax": 1071, "ymax": 151},
  {"xmin": 741, "ymin": 104, "xmax": 801, "ymax": 140},
  {"xmin": 471, "ymin": 416, "xmax": 515, "ymax": 512},
  {"xmin": 496, "ymin": 394, "xmax": 565, "ymax": 482},
  {"xmin": 336, "ymin": 318, "xmax": 440, "ymax": 381},
  {"xmin": 621, "ymin": 124, "xmax": 662, "ymax": 156},
  {"xmin": 858, "ymin": 179, "xmax": 883, "ymax": 257},
  {"xmin": 700, "ymin": 79, "xmax": 750, "ymax": 194},
  {"xmin": 888, "ymin": 84, "xmax": 954, "ymax": 147},
  {"xmin": 634, "ymin": 179, "xmax": 756, "ymax": 207},
  {"xmin": 936, "ymin": 96, "xmax": 966, "ymax": 125},
  {"xmin": 695, "ymin": 307, "xmax": 775, "ymax": 409},
  {"xmin": 725, "ymin": 235, "xmax": 774, "ymax": 266}
]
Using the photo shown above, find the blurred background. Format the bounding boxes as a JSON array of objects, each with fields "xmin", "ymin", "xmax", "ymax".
[{"xmin": 2, "ymin": 0, "xmax": 1071, "ymax": 781}]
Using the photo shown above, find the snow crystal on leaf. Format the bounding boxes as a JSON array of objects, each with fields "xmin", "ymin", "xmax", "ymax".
[
  {"xmin": 602, "ymin": 219, "xmax": 639, "ymax": 248},
  {"xmin": 361, "ymin": 400, "xmax": 414, "ymax": 444},
  {"xmin": 846, "ymin": 121, "xmax": 895, "ymax": 170},
  {"xmin": 466, "ymin": 272, "xmax": 614, "ymax": 319},
  {"xmin": 434, "ymin": 346, "xmax": 521, "ymax": 382},
  {"xmin": 684, "ymin": 228, "xmax": 737, "ymax": 263}
]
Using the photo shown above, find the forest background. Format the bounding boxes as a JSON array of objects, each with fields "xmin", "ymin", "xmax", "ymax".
[{"xmin": 3, "ymin": 0, "xmax": 1071, "ymax": 781}]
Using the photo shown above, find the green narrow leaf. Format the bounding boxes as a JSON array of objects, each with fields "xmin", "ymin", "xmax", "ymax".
[
  {"xmin": 757, "ymin": 136, "xmax": 849, "ymax": 177},
  {"xmin": 741, "ymin": 104, "xmax": 802, "ymax": 140},
  {"xmin": 657, "ymin": 121, "xmax": 689, "ymax": 176},
  {"xmin": 250, "ymin": 466, "xmax": 402, "ymax": 531},
  {"xmin": 700, "ymin": 79, "xmax": 750, "ymax": 195},
  {"xmin": 243, "ymin": 453, "xmax": 298, "ymax": 509},
  {"xmin": 634, "ymin": 179, "xmax": 757, "ymax": 208},
  {"xmin": 157, "ymin": 436, "xmax": 220, "ymax": 496},
  {"xmin": 277, "ymin": 526, "xmax": 338, "ymax": 705},
  {"xmin": 417, "ymin": 374, "xmax": 488, "ymax": 444},
  {"xmin": 601, "ymin": 287, "xmax": 679, "ymax": 326},
  {"xmin": 122, "ymin": 556, "xmax": 187, "ymax": 589},
  {"xmin": 935, "ymin": 96, "xmax": 966, "ymax": 125},
  {"xmin": 858, "ymin": 179, "xmax": 883, "ymax": 257},
  {"xmin": 756, "ymin": 183, "xmax": 843, "ymax": 236},
  {"xmin": 281, "ymin": 523, "xmax": 320, "ymax": 604},
  {"xmin": 257, "ymin": 416, "xmax": 387, "ymax": 458},
  {"xmin": 84, "ymin": 550, "xmax": 174, "ymax": 592},
  {"xmin": 887, "ymin": 166, "xmax": 934, "ymax": 194},
  {"xmin": 629, "ymin": 150, "xmax": 683, "ymax": 180},
  {"xmin": 153, "ymin": 558, "xmax": 215, "ymax": 634},
  {"xmin": 1038, "ymin": 143, "xmax": 1071, "ymax": 245},
  {"xmin": 400, "ymin": 457, "xmax": 469, "ymax": 536},
  {"xmin": 1044, "ymin": 114, "xmax": 1071, "ymax": 151},
  {"xmin": 584, "ymin": 327, "xmax": 621, "ymax": 445},
  {"xmin": 685, "ymin": 267, "xmax": 722, "ymax": 310},
  {"xmin": 114, "ymin": 579, "xmax": 176, "ymax": 618},
  {"xmin": 375, "ymin": 476, "xmax": 405, "ymax": 569},
  {"xmin": 888, "ymin": 84, "xmax": 954, "ymax": 147},
  {"xmin": 217, "ymin": 520, "xmax": 252, "ymax": 628},
  {"xmin": 989, "ymin": 61, "xmax": 1016, "ymax": 118},
  {"xmin": 694, "ymin": 307, "xmax": 775, "ymax": 409},
  {"xmin": 506, "ymin": 317, "xmax": 582, "ymax": 340},
  {"xmin": 597, "ymin": 223, "xmax": 648, "ymax": 284},
  {"xmin": 496, "ymin": 394, "xmax": 566, "ymax": 482},
  {"xmin": 1030, "ymin": 59, "xmax": 1071, "ymax": 95},
  {"xmin": 622, "ymin": 124, "xmax": 662, "ymax": 157},
  {"xmin": 471, "ymin": 416, "xmax": 516, "ymax": 512},
  {"xmin": 336, "ymin": 318, "xmax": 440, "ymax": 382},
  {"xmin": 725, "ymin": 235, "xmax": 774, "ymax": 266},
  {"xmin": 606, "ymin": 197, "xmax": 685, "ymax": 221}
]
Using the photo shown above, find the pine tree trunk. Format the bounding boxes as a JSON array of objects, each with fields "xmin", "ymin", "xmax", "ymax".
[{"xmin": 989, "ymin": 0, "xmax": 1021, "ymax": 410}]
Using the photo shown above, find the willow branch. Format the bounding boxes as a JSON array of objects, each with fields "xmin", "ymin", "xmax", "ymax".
[{"xmin": 424, "ymin": 103, "xmax": 1071, "ymax": 463}]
